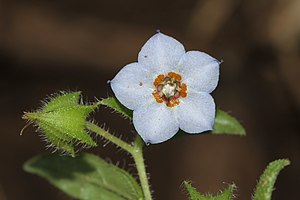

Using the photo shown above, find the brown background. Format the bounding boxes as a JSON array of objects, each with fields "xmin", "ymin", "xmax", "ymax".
[{"xmin": 0, "ymin": 0, "xmax": 299, "ymax": 199}]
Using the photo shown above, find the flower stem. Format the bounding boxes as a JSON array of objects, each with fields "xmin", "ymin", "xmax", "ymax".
[
  {"xmin": 86, "ymin": 122, "xmax": 152, "ymax": 200},
  {"xmin": 85, "ymin": 122, "xmax": 133, "ymax": 154},
  {"xmin": 132, "ymin": 136, "xmax": 152, "ymax": 200}
]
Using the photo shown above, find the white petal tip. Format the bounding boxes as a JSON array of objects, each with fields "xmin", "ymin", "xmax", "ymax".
[
  {"xmin": 145, "ymin": 141, "xmax": 151, "ymax": 146},
  {"xmin": 142, "ymin": 138, "xmax": 157, "ymax": 145}
]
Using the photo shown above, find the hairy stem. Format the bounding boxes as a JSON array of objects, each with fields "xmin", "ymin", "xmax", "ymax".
[
  {"xmin": 132, "ymin": 136, "xmax": 152, "ymax": 200},
  {"xmin": 85, "ymin": 122, "xmax": 133, "ymax": 154}
]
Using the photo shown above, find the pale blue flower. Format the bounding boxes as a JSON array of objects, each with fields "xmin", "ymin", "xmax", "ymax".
[{"xmin": 110, "ymin": 33, "xmax": 220, "ymax": 144}]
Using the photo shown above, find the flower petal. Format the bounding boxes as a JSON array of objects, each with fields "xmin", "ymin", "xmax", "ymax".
[
  {"xmin": 133, "ymin": 103, "xmax": 179, "ymax": 144},
  {"xmin": 110, "ymin": 62, "xmax": 155, "ymax": 110},
  {"xmin": 138, "ymin": 33, "xmax": 185, "ymax": 74},
  {"xmin": 178, "ymin": 51, "xmax": 220, "ymax": 93},
  {"xmin": 177, "ymin": 91, "xmax": 215, "ymax": 133}
]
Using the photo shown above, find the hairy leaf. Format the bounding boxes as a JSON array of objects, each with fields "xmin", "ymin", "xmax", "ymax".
[
  {"xmin": 24, "ymin": 153, "xmax": 143, "ymax": 200},
  {"xmin": 252, "ymin": 159, "xmax": 290, "ymax": 200}
]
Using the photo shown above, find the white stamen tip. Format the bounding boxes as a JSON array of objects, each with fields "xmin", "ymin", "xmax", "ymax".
[{"xmin": 162, "ymin": 84, "xmax": 176, "ymax": 97}]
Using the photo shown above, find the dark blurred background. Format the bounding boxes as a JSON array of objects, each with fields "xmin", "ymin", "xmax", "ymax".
[{"xmin": 0, "ymin": 0, "xmax": 299, "ymax": 199}]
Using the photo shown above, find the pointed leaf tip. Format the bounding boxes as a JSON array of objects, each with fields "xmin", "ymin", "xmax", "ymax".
[{"xmin": 212, "ymin": 109, "xmax": 246, "ymax": 136}]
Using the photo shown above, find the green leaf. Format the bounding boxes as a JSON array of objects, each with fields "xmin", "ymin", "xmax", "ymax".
[
  {"xmin": 212, "ymin": 110, "xmax": 246, "ymax": 136},
  {"xmin": 22, "ymin": 92, "xmax": 98, "ymax": 157},
  {"xmin": 183, "ymin": 181, "xmax": 236, "ymax": 200},
  {"xmin": 99, "ymin": 97, "xmax": 133, "ymax": 119},
  {"xmin": 23, "ymin": 153, "xmax": 143, "ymax": 200},
  {"xmin": 252, "ymin": 159, "xmax": 290, "ymax": 200}
]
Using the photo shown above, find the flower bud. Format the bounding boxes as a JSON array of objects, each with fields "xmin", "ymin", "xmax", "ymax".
[{"xmin": 22, "ymin": 92, "xmax": 97, "ymax": 157}]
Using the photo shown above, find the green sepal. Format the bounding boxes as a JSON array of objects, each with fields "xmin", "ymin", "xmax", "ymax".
[
  {"xmin": 23, "ymin": 92, "xmax": 97, "ymax": 157},
  {"xmin": 100, "ymin": 97, "xmax": 246, "ymax": 136},
  {"xmin": 183, "ymin": 181, "xmax": 236, "ymax": 200},
  {"xmin": 23, "ymin": 153, "xmax": 143, "ymax": 200},
  {"xmin": 252, "ymin": 159, "xmax": 290, "ymax": 200}
]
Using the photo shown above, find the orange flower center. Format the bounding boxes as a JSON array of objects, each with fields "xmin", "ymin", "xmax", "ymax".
[{"xmin": 152, "ymin": 72, "xmax": 187, "ymax": 107}]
